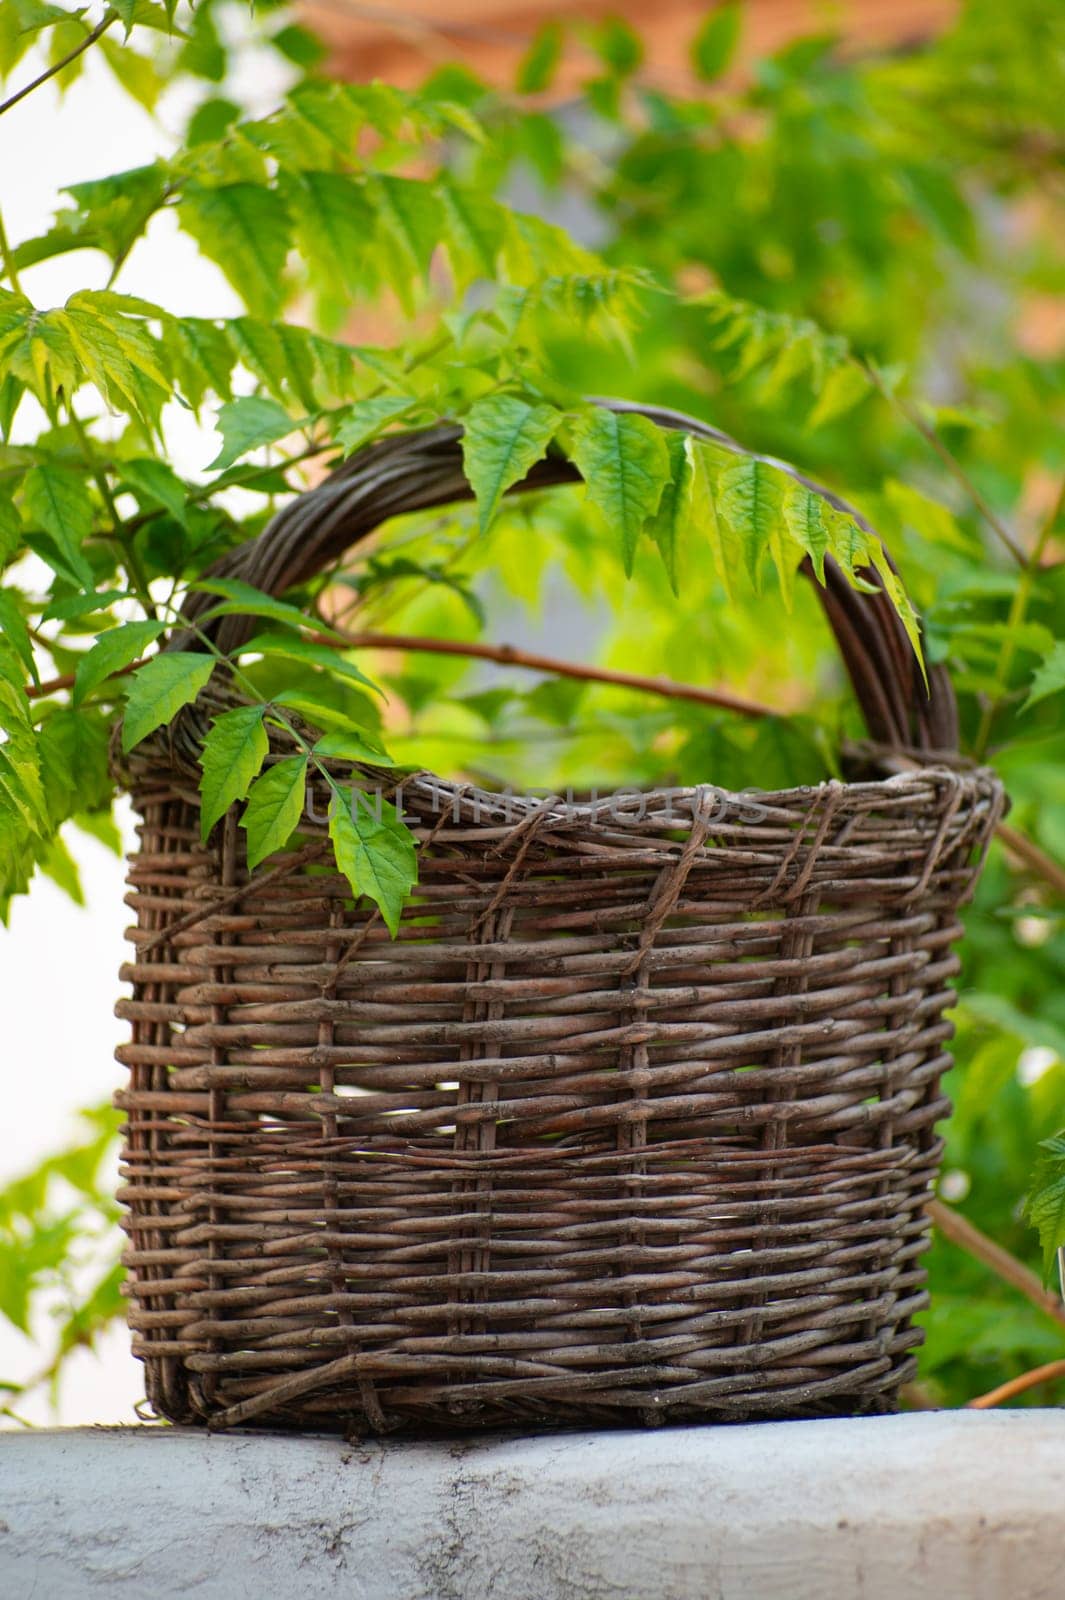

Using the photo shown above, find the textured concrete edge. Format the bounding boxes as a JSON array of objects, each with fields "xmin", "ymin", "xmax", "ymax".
[{"xmin": 2, "ymin": 1412, "xmax": 1064, "ymax": 1600}]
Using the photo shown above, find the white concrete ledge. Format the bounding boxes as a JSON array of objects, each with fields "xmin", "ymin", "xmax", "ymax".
[{"xmin": 1, "ymin": 1412, "xmax": 1063, "ymax": 1599}]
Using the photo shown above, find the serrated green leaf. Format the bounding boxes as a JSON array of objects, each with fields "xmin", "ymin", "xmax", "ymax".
[
  {"xmin": 241, "ymin": 755, "xmax": 307, "ymax": 869},
  {"xmin": 1023, "ymin": 641, "xmax": 1065, "ymax": 712},
  {"xmin": 712, "ymin": 456, "xmax": 786, "ymax": 593},
  {"xmin": 190, "ymin": 576, "xmax": 342, "ymax": 639},
  {"xmin": 647, "ymin": 430, "xmax": 692, "ymax": 594},
  {"xmin": 73, "ymin": 620, "xmax": 165, "ymax": 707},
  {"xmin": 371, "ymin": 175, "xmax": 443, "ymax": 310},
  {"xmin": 692, "ymin": 4, "xmax": 742, "ymax": 82},
  {"xmin": 1025, "ymin": 1133, "xmax": 1065, "ymax": 1280},
  {"xmin": 328, "ymin": 790, "xmax": 417, "ymax": 935},
  {"xmin": 121, "ymin": 651, "xmax": 215, "ymax": 751},
  {"xmin": 225, "ymin": 318, "xmax": 319, "ymax": 412},
  {"xmin": 285, "ymin": 170, "xmax": 374, "ymax": 298},
  {"xmin": 0, "ymin": 588, "xmax": 36, "ymax": 683},
  {"xmin": 461, "ymin": 394, "xmax": 560, "ymax": 535},
  {"xmin": 684, "ymin": 438, "xmax": 741, "ymax": 601},
  {"xmin": 179, "ymin": 183, "xmax": 292, "ymax": 318},
  {"xmin": 208, "ymin": 395, "xmax": 298, "ymax": 471},
  {"xmin": 42, "ymin": 589, "xmax": 128, "ymax": 623},
  {"xmin": 782, "ymin": 480, "xmax": 833, "ymax": 584},
  {"xmin": 570, "ymin": 409, "xmax": 671, "ymax": 575},
  {"xmin": 199, "ymin": 703, "xmax": 269, "ymax": 838},
  {"xmin": 21, "ymin": 465, "xmax": 95, "ymax": 589},
  {"xmin": 313, "ymin": 730, "xmax": 397, "ymax": 766},
  {"xmin": 437, "ymin": 178, "xmax": 505, "ymax": 284},
  {"xmin": 236, "ymin": 630, "xmax": 382, "ymax": 694},
  {"xmin": 334, "ymin": 395, "xmax": 419, "ymax": 456},
  {"xmin": 118, "ymin": 457, "xmax": 188, "ymax": 525}
]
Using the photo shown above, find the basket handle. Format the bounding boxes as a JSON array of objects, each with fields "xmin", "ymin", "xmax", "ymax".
[{"xmin": 177, "ymin": 398, "xmax": 958, "ymax": 754}]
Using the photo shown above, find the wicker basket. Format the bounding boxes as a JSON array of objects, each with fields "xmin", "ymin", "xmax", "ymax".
[{"xmin": 115, "ymin": 403, "xmax": 1004, "ymax": 1434}]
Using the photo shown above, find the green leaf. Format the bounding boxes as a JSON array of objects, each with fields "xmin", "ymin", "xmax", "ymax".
[
  {"xmin": 437, "ymin": 178, "xmax": 506, "ymax": 285},
  {"xmin": 712, "ymin": 456, "xmax": 787, "ymax": 594},
  {"xmin": 1023, "ymin": 642, "xmax": 1065, "ymax": 712},
  {"xmin": 328, "ymin": 790, "xmax": 417, "ymax": 936},
  {"xmin": 241, "ymin": 755, "xmax": 308, "ymax": 869},
  {"xmin": 517, "ymin": 22, "xmax": 563, "ymax": 94},
  {"xmin": 461, "ymin": 394, "xmax": 561, "ymax": 535},
  {"xmin": 118, "ymin": 457, "xmax": 189, "ymax": 525},
  {"xmin": 121, "ymin": 651, "xmax": 215, "ymax": 752},
  {"xmin": 590, "ymin": 17, "xmax": 642, "ymax": 77},
  {"xmin": 100, "ymin": 35, "xmax": 165, "ymax": 112},
  {"xmin": 179, "ymin": 183, "xmax": 292, "ymax": 318},
  {"xmin": 208, "ymin": 395, "xmax": 298, "ymax": 471},
  {"xmin": 781, "ymin": 480, "xmax": 833, "ymax": 584},
  {"xmin": 40, "ymin": 828, "xmax": 85, "ymax": 903},
  {"xmin": 313, "ymin": 730, "xmax": 397, "ymax": 767},
  {"xmin": 73, "ymin": 620, "xmax": 165, "ymax": 707},
  {"xmin": 691, "ymin": 4, "xmax": 742, "ymax": 82},
  {"xmin": 334, "ymin": 395, "xmax": 419, "ymax": 456},
  {"xmin": 285, "ymin": 170, "xmax": 374, "ymax": 298},
  {"xmin": 21, "ymin": 465, "xmax": 95, "ymax": 589},
  {"xmin": 647, "ymin": 430, "xmax": 692, "ymax": 593},
  {"xmin": 808, "ymin": 361, "xmax": 871, "ymax": 429},
  {"xmin": 0, "ymin": 589, "xmax": 36, "ymax": 683},
  {"xmin": 1025, "ymin": 1133, "xmax": 1065, "ymax": 1280},
  {"xmin": 42, "ymin": 589, "xmax": 128, "ymax": 623},
  {"xmin": 237, "ymin": 631, "xmax": 382, "ymax": 695},
  {"xmin": 191, "ymin": 576, "xmax": 342, "ymax": 639},
  {"xmin": 199, "ymin": 703, "xmax": 269, "ymax": 838},
  {"xmin": 370, "ymin": 175, "xmax": 443, "ymax": 308},
  {"xmin": 569, "ymin": 408, "xmax": 671, "ymax": 575}
]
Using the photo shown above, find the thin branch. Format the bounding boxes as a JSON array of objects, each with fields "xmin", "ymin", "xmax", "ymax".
[
  {"xmin": 975, "ymin": 475, "xmax": 1065, "ymax": 759},
  {"xmin": 927, "ymin": 1198, "xmax": 1065, "ymax": 1331},
  {"xmin": 0, "ymin": 208, "xmax": 23, "ymax": 295},
  {"xmin": 0, "ymin": 11, "xmax": 117, "ymax": 119},
  {"xmin": 966, "ymin": 1359, "xmax": 1065, "ymax": 1410},
  {"xmin": 996, "ymin": 821, "xmax": 1065, "ymax": 900},
  {"xmin": 26, "ymin": 659, "xmax": 141, "ymax": 701},
  {"xmin": 860, "ymin": 361, "xmax": 1027, "ymax": 568},
  {"xmin": 313, "ymin": 628, "xmax": 779, "ymax": 720}
]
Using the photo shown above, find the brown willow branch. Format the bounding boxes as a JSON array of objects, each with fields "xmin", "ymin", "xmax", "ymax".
[
  {"xmin": 313, "ymin": 628, "xmax": 779, "ymax": 720},
  {"xmin": 996, "ymin": 821, "xmax": 1065, "ymax": 900},
  {"xmin": 23, "ymin": 635, "xmax": 1065, "ymax": 902},
  {"xmin": 966, "ymin": 1358, "xmax": 1065, "ymax": 1410},
  {"xmin": 927, "ymin": 1198, "xmax": 1065, "ymax": 1332},
  {"xmin": 0, "ymin": 12, "xmax": 118, "ymax": 119},
  {"xmin": 26, "ymin": 660, "xmax": 139, "ymax": 701}
]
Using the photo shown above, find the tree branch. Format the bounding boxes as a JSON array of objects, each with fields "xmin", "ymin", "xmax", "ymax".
[
  {"xmin": 996, "ymin": 821, "xmax": 1065, "ymax": 900},
  {"xmin": 966, "ymin": 1358, "xmax": 1065, "ymax": 1410},
  {"xmin": 927, "ymin": 1197, "xmax": 1065, "ymax": 1331},
  {"xmin": 314, "ymin": 627, "xmax": 779, "ymax": 720},
  {"xmin": 0, "ymin": 12, "xmax": 118, "ymax": 119}
]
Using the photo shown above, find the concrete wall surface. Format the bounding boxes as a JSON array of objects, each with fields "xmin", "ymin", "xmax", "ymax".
[{"xmin": 1, "ymin": 1411, "xmax": 1063, "ymax": 1599}]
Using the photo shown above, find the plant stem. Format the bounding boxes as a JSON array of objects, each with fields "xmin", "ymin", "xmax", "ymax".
[
  {"xmin": 0, "ymin": 11, "xmax": 118, "ymax": 119},
  {"xmin": 68, "ymin": 407, "xmax": 157, "ymax": 619},
  {"xmin": 996, "ymin": 820, "xmax": 1065, "ymax": 900},
  {"xmin": 860, "ymin": 359, "xmax": 1027, "ymax": 568},
  {"xmin": 313, "ymin": 627, "xmax": 780, "ymax": 720},
  {"xmin": 927, "ymin": 1197, "xmax": 1065, "ymax": 1332},
  {"xmin": 966, "ymin": 1358, "xmax": 1065, "ymax": 1409},
  {"xmin": 0, "ymin": 208, "xmax": 23, "ymax": 294},
  {"xmin": 974, "ymin": 476, "xmax": 1065, "ymax": 759}
]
